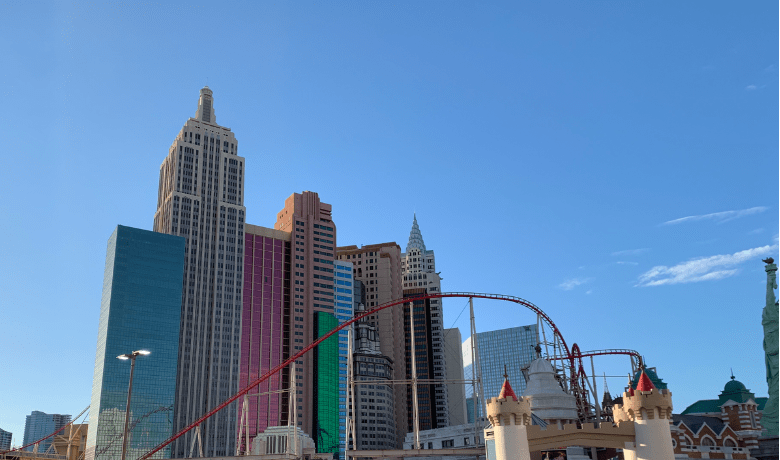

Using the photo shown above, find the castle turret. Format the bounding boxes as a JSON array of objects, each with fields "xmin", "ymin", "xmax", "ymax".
[
  {"xmin": 485, "ymin": 370, "xmax": 533, "ymax": 460},
  {"xmin": 613, "ymin": 369, "xmax": 675, "ymax": 460}
]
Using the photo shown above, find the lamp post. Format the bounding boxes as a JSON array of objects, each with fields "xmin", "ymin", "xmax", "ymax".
[{"xmin": 117, "ymin": 350, "xmax": 150, "ymax": 460}]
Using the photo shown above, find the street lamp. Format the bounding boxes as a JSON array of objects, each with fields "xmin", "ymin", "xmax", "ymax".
[{"xmin": 117, "ymin": 350, "xmax": 150, "ymax": 460}]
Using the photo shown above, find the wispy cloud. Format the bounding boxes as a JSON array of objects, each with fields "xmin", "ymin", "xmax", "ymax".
[
  {"xmin": 611, "ymin": 248, "xmax": 650, "ymax": 257},
  {"xmin": 558, "ymin": 277, "xmax": 593, "ymax": 291},
  {"xmin": 746, "ymin": 85, "xmax": 758, "ymax": 90},
  {"xmin": 748, "ymin": 228, "xmax": 765, "ymax": 235},
  {"xmin": 616, "ymin": 261, "xmax": 639, "ymax": 266},
  {"xmin": 636, "ymin": 245, "xmax": 778, "ymax": 287},
  {"xmin": 661, "ymin": 206, "xmax": 767, "ymax": 226},
  {"xmin": 766, "ymin": 64, "xmax": 777, "ymax": 72},
  {"xmin": 585, "ymin": 289, "xmax": 593, "ymax": 295}
]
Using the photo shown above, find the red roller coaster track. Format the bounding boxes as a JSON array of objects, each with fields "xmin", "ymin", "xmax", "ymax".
[
  {"xmin": 2, "ymin": 292, "xmax": 643, "ymax": 460},
  {"xmin": 138, "ymin": 292, "xmax": 569, "ymax": 459}
]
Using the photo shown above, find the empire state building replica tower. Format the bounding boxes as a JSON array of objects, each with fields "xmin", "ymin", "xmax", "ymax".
[{"xmin": 154, "ymin": 87, "xmax": 246, "ymax": 457}]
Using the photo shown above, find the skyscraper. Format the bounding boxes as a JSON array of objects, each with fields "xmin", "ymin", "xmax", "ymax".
[
  {"xmin": 336, "ymin": 242, "xmax": 407, "ymax": 447},
  {"xmin": 444, "ymin": 328, "xmax": 468, "ymax": 426},
  {"xmin": 351, "ymin": 298, "xmax": 395, "ymax": 451},
  {"xmin": 0, "ymin": 428, "xmax": 12, "ymax": 451},
  {"xmin": 274, "ymin": 191, "xmax": 339, "ymax": 455},
  {"xmin": 401, "ymin": 215, "xmax": 449, "ymax": 427},
  {"xmin": 334, "ymin": 260, "xmax": 354, "ymax": 459},
  {"xmin": 238, "ymin": 224, "xmax": 292, "ymax": 451},
  {"xmin": 462, "ymin": 324, "xmax": 538, "ymax": 419},
  {"xmin": 85, "ymin": 225, "xmax": 184, "ymax": 460},
  {"xmin": 403, "ymin": 288, "xmax": 441, "ymax": 431},
  {"xmin": 23, "ymin": 412, "xmax": 70, "ymax": 454},
  {"xmin": 153, "ymin": 87, "xmax": 246, "ymax": 457}
]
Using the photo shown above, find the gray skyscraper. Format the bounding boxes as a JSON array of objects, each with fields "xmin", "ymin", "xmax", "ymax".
[
  {"xmin": 153, "ymin": 87, "xmax": 246, "ymax": 457},
  {"xmin": 22, "ymin": 412, "xmax": 70, "ymax": 453},
  {"xmin": 0, "ymin": 428, "xmax": 12, "ymax": 451}
]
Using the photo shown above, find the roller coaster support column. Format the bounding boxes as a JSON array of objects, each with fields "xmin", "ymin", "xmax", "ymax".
[
  {"xmin": 469, "ymin": 297, "xmax": 479, "ymax": 452},
  {"xmin": 410, "ymin": 301, "xmax": 421, "ymax": 450},
  {"xmin": 345, "ymin": 327, "xmax": 355, "ymax": 460}
]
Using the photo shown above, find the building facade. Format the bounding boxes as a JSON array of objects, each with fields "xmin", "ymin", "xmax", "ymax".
[
  {"xmin": 336, "ymin": 242, "xmax": 406, "ymax": 447},
  {"xmin": 404, "ymin": 288, "xmax": 443, "ymax": 431},
  {"xmin": 23, "ymin": 412, "xmax": 71, "ymax": 454},
  {"xmin": 153, "ymin": 87, "xmax": 246, "ymax": 457},
  {"xmin": 401, "ymin": 215, "xmax": 449, "ymax": 427},
  {"xmin": 334, "ymin": 260, "xmax": 354, "ymax": 458},
  {"xmin": 0, "ymin": 428, "xmax": 12, "ymax": 451},
  {"xmin": 85, "ymin": 226, "xmax": 184, "ymax": 460},
  {"xmin": 444, "ymin": 328, "xmax": 468, "ymax": 426},
  {"xmin": 462, "ymin": 324, "xmax": 538, "ymax": 419},
  {"xmin": 274, "ymin": 191, "xmax": 339, "ymax": 455},
  {"xmin": 673, "ymin": 375, "xmax": 767, "ymax": 457},
  {"xmin": 238, "ymin": 224, "xmax": 292, "ymax": 451},
  {"xmin": 352, "ymin": 300, "xmax": 396, "ymax": 451}
]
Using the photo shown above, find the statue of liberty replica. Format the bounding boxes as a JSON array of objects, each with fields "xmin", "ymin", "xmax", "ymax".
[
  {"xmin": 754, "ymin": 257, "xmax": 779, "ymax": 460},
  {"xmin": 762, "ymin": 257, "xmax": 778, "ymax": 437}
]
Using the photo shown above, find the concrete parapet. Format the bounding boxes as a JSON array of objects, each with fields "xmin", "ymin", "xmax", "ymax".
[
  {"xmin": 525, "ymin": 422, "xmax": 636, "ymax": 451},
  {"xmin": 613, "ymin": 389, "xmax": 674, "ymax": 422},
  {"xmin": 485, "ymin": 396, "xmax": 532, "ymax": 426}
]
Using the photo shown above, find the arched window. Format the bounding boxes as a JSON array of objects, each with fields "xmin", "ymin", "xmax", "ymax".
[
  {"xmin": 701, "ymin": 436, "xmax": 715, "ymax": 447},
  {"xmin": 724, "ymin": 438, "xmax": 737, "ymax": 447},
  {"xmin": 684, "ymin": 435, "xmax": 693, "ymax": 447}
]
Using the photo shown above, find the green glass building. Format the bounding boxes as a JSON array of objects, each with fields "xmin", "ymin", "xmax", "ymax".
[
  {"xmin": 313, "ymin": 311, "xmax": 340, "ymax": 456},
  {"xmin": 85, "ymin": 226, "xmax": 185, "ymax": 460}
]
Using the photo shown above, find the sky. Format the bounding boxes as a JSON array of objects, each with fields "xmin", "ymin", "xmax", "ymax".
[{"xmin": 0, "ymin": 0, "xmax": 777, "ymax": 447}]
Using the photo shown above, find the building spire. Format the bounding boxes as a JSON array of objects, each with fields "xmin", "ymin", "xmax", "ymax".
[
  {"xmin": 406, "ymin": 213, "xmax": 426, "ymax": 253},
  {"xmin": 195, "ymin": 86, "xmax": 216, "ymax": 124},
  {"xmin": 603, "ymin": 372, "xmax": 610, "ymax": 396}
]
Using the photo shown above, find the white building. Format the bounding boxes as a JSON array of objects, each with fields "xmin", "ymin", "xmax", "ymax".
[{"xmin": 403, "ymin": 424, "xmax": 486, "ymax": 460}]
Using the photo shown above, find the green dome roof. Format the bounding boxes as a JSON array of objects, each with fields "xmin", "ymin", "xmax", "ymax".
[
  {"xmin": 724, "ymin": 377, "xmax": 747, "ymax": 393},
  {"xmin": 716, "ymin": 375, "xmax": 755, "ymax": 405}
]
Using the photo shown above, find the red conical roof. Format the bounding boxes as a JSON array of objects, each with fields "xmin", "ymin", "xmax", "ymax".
[
  {"xmin": 498, "ymin": 378, "xmax": 518, "ymax": 401},
  {"xmin": 636, "ymin": 370, "xmax": 655, "ymax": 392}
]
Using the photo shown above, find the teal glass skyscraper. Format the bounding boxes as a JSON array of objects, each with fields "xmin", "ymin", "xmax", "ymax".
[{"xmin": 85, "ymin": 226, "xmax": 185, "ymax": 460}]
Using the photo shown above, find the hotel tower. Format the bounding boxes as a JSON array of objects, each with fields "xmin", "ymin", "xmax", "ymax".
[{"xmin": 153, "ymin": 87, "xmax": 246, "ymax": 457}]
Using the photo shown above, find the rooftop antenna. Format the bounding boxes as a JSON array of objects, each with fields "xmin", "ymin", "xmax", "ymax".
[
  {"xmin": 730, "ymin": 368, "xmax": 735, "ymax": 380},
  {"xmin": 504, "ymin": 364, "xmax": 509, "ymax": 380}
]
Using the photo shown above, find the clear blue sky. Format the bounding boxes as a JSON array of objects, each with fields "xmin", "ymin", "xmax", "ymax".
[{"xmin": 1, "ymin": 1, "xmax": 777, "ymax": 446}]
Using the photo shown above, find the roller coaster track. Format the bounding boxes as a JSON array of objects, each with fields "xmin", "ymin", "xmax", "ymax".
[
  {"xmin": 1, "ymin": 292, "xmax": 643, "ymax": 460},
  {"xmin": 0, "ymin": 406, "xmax": 89, "ymax": 456},
  {"xmin": 137, "ymin": 291, "xmax": 574, "ymax": 460}
]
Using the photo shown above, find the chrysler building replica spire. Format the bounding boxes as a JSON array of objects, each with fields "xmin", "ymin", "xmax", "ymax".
[
  {"xmin": 153, "ymin": 87, "xmax": 246, "ymax": 457},
  {"xmin": 401, "ymin": 214, "xmax": 451, "ymax": 426}
]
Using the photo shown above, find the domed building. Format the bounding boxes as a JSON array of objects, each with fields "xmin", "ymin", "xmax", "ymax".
[
  {"xmin": 522, "ymin": 357, "xmax": 578, "ymax": 428},
  {"xmin": 668, "ymin": 374, "xmax": 767, "ymax": 459}
]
